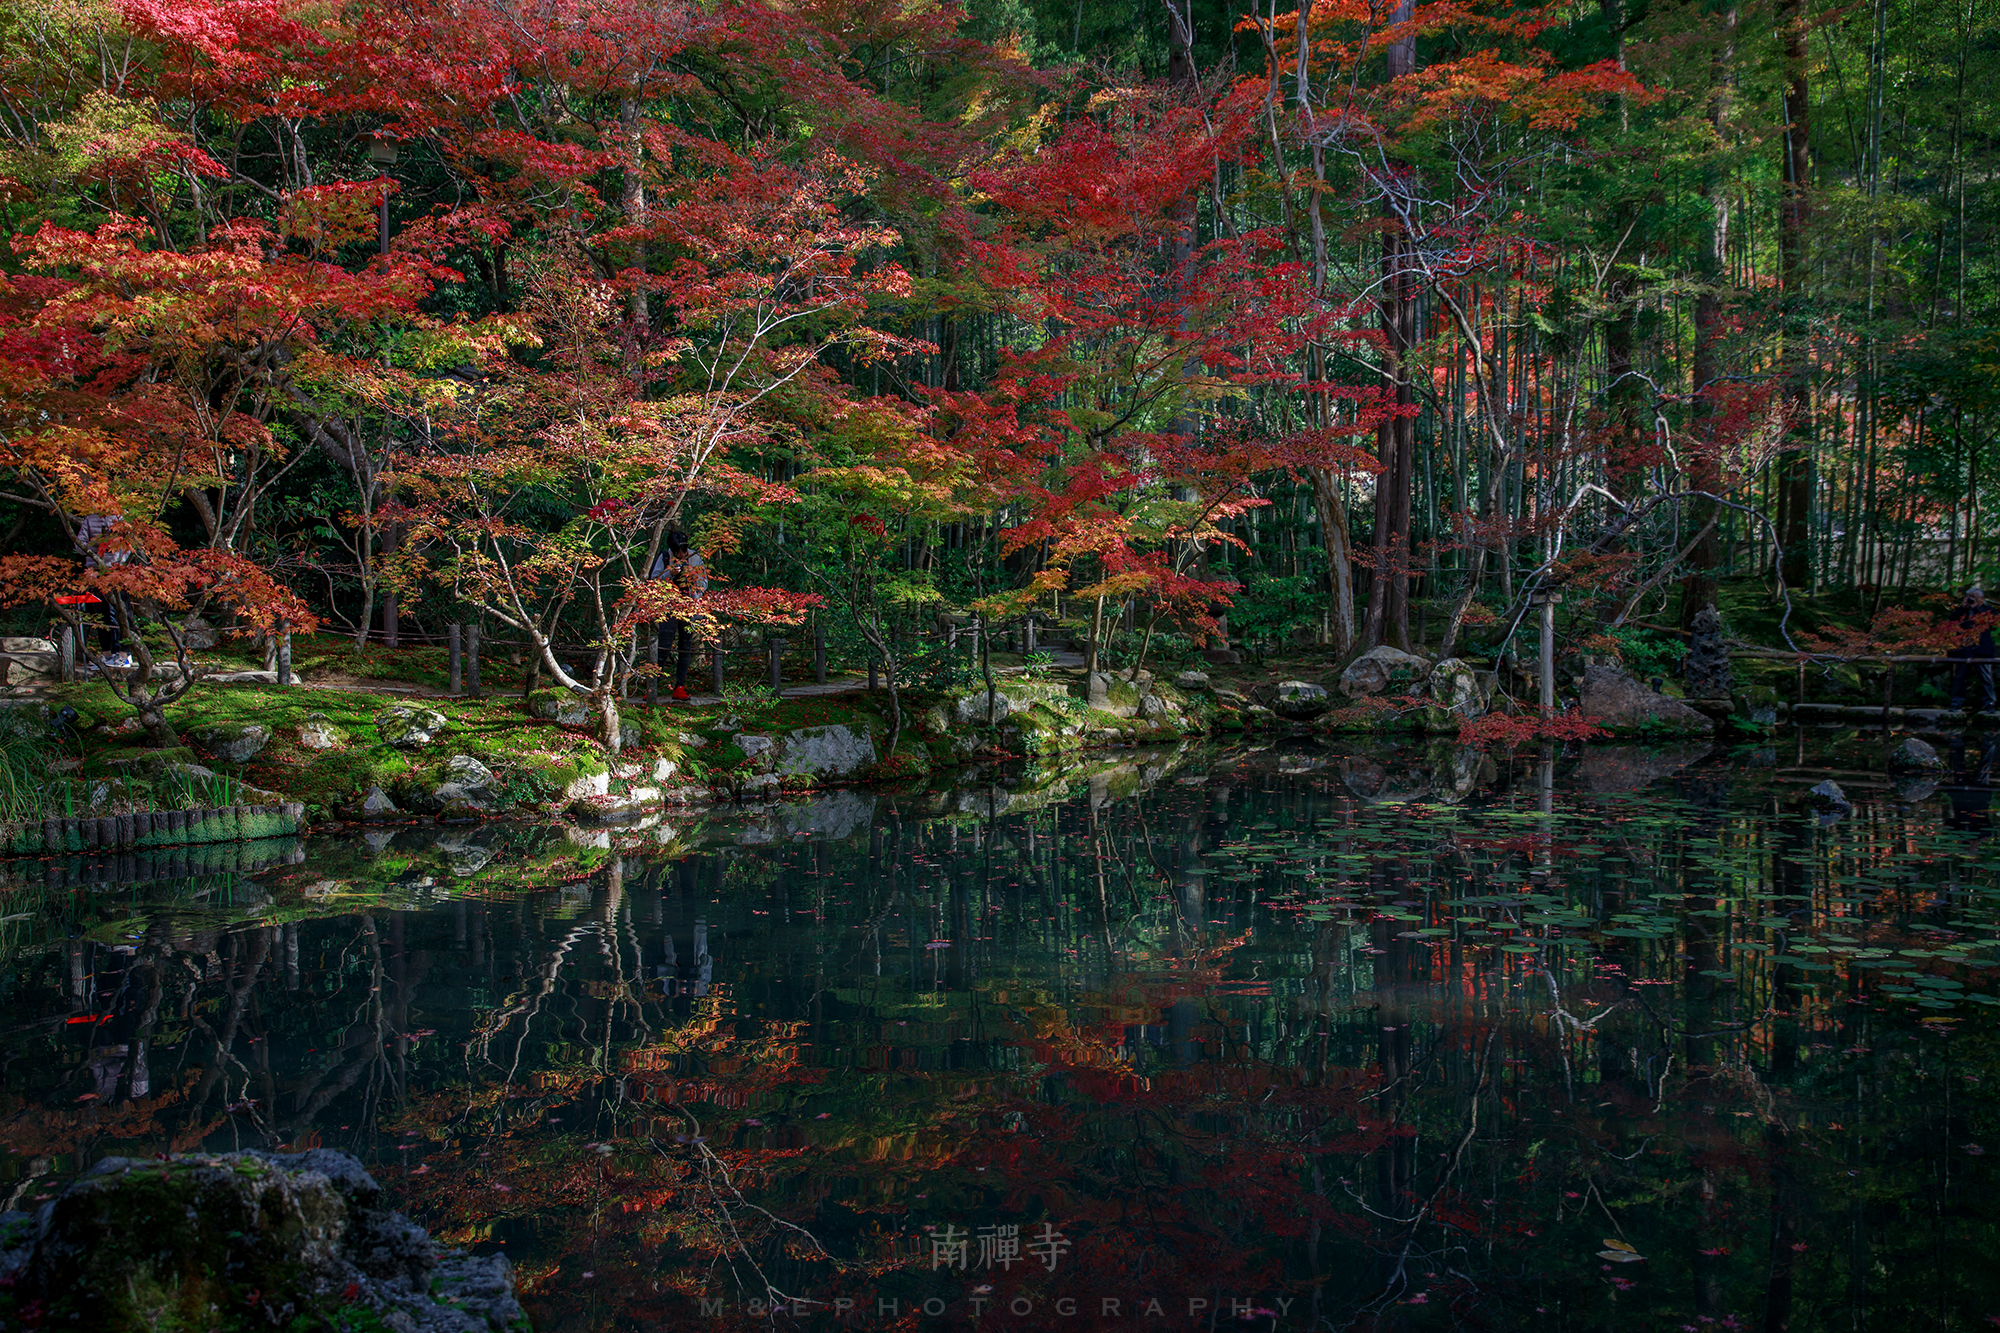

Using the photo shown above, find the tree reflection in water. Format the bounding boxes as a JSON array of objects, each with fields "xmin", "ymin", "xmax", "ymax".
[{"xmin": 0, "ymin": 737, "xmax": 1997, "ymax": 1331}]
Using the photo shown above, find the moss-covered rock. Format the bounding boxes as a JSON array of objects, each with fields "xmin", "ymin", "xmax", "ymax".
[
  {"xmin": 1003, "ymin": 704, "xmax": 1085, "ymax": 757},
  {"xmin": 0, "ymin": 1149, "xmax": 527, "ymax": 1332},
  {"xmin": 375, "ymin": 704, "xmax": 450, "ymax": 749},
  {"xmin": 526, "ymin": 688, "xmax": 593, "ymax": 728},
  {"xmin": 866, "ymin": 743, "xmax": 933, "ymax": 782},
  {"xmin": 1081, "ymin": 673, "xmax": 1145, "ymax": 717},
  {"xmin": 188, "ymin": 721, "xmax": 272, "ymax": 763},
  {"xmin": 296, "ymin": 713, "xmax": 347, "ymax": 750}
]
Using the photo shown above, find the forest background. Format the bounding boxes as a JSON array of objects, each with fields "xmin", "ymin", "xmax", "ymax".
[{"xmin": 0, "ymin": 0, "xmax": 1989, "ymax": 740}]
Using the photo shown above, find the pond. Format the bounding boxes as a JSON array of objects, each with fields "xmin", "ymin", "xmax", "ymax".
[{"xmin": 3, "ymin": 731, "xmax": 1999, "ymax": 1331}]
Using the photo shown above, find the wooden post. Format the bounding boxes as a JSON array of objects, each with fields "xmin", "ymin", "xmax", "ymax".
[
  {"xmin": 1532, "ymin": 590, "xmax": 1561, "ymax": 714},
  {"xmin": 768, "ymin": 638, "xmax": 786, "ymax": 691},
  {"xmin": 447, "ymin": 623, "xmax": 462, "ymax": 695},
  {"xmin": 1024, "ymin": 616, "xmax": 1037, "ymax": 654},
  {"xmin": 711, "ymin": 644, "xmax": 724, "ymax": 696},
  {"xmin": 276, "ymin": 619, "xmax": 292, "ymax": 687},
  {"xmin": 646, "ymin": 623, "xmax": 660, "ymax": 705},
  {"xmin": 1882, "ymin": 661, "xmax": 1895, "ymax": 733},
  {"xmin": 58, "ymin": 623, "xmax": 76, "ymax": 682},
  {"xmin": 814, "ymin": 621, "xmax": 826, "ymax": 685},
  {"xmin": 466, "ymin": 623, "xmax": 480, "ymax": 697},
  {"xmin": 868, "ymin": 655, "xmax": 879, "ymax": 690},
  {"xmin": 1796, "ymin": 657, "xmax": 1806, "ymax": 708}
]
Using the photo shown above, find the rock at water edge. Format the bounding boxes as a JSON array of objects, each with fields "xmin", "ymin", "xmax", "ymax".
[
  {"xmin": 1578, "ymin": 665, "xmax": 1714, "ymax": 734},
  {"xmin": 1270, "ymin": 680, "xmax": 1331, "ymax": 720},
  {"xmin": 1889, "ymin": 736, "xmax": 1944, "ymax": 773},
  {"xmin": 773, "ymin": 724, "xmax": 877, "ymax": 780},
  {"xmin": 0, "ymin": 1149, "xmax": 526, "ymax": 1333},
  {"xmin": 1339, "ymin": 646, "xmax": 1434, "ymax": 698},
  {"xmin": 1428, "ymin": 659, "xmax": 1486, "ymax": 719}
]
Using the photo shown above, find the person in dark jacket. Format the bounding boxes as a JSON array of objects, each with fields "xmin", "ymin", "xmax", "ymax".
[
  {"xmin": 1949, "ymin": 585, "xmax": 1999, "ymax": 713},
  {"xmin": 70, "ymin": 514, "xmax": 134, "ymax": 670},
  {"xmin": 649, "ymin": 531, "xmax": 706, "ymax": 701}
]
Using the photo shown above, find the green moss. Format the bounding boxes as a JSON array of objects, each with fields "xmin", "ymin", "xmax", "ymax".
[
  {"xmin": 866, "ymin": 743, "xmax": 932, "ymax": 781},
  {"xmin": 1007, "ymin": 705, "xmax": 1083, "ymax": 757},
  {"xmin": 22, "ymin": 1159, "xmax": 344, "ymax": 1331}
]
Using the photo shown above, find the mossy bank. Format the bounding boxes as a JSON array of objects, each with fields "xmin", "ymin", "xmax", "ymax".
[{"xmin": 0, "ymin": 649, "xmax": 1741, "ymax": 843}]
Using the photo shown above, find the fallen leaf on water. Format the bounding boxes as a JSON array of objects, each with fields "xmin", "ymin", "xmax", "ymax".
[
  {"xmin": 1597, "ymin": 1250, "xmax": 1645, "ymax": 1263},
  {"xmin": 1601, "ymin": 1239, "xmax": 1637, "ymax": 1253}
]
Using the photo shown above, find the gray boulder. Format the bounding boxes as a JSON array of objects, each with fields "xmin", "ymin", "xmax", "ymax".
[
  {"xmin": 773, "ymin": 724, "xmax": 877, "ymax": 779},
  {"xmin": 1173, "ymin": 670, "xmax": 1212, "ymax": 691},
  {"xmin": 191, "ymin": 722, "xmax": 270, "ymax": 764},
  {"xmin": 1428, "ymin": 658, "xmax": 1486, "ymax": 718},
  {"xmin": 0, "ymin": 652, "xmax": 57, "ymax": 685},
  {"xmin": 208, "ymin": 669, "xmax": 279, "ymax": 685},
  {"xmin": 432, "ymin": 754, "xmax": 498, "ymax": 809},
  {"xmin": 568, "ymin": 786, "xmax": 661, "ymax": 823},
  {"xmin": 1579, "ymin": 665, "xmax": 1714, "ymax": 734},
  {"xmin": 177, "ymin": 618, "xmax": 220, "ymax": 650},
  {"xmin": 1085, "ymin": 673, "xmax": 1144, "ymax": 718},
  {"xmin": 296, "ymin": 715, "xmax": 344, "ymax": 750},
  {"xmin": 951, "ymin": 688, "xmax": 1014, "ymax": 726},
  {"xmin": 1270, "ymin": 680, "xmax": 1331, "ymax": 720},
  {"xmin": 562, "ymin": 770, "xmax": 609, "ymax": 801},
  {"xmin": 0, "ymin": 640, "xmax": 58, "ymax": 686},
  {"xmin": 527, "ymin": 689, "xmax": 594, "ymax": 727},
  {"xmin": 376, "ymin": 704, "xmax": 449, "ymax": 749},
  {"xmin": 1339, "ymin": 646, "xmax": 1433, "ymax": 698},
  {"xmin": 0, "ymin": 1149, "xmax": 522, "ymax": 1332},
  {"xmin": 1808, "ymin": 779, "xmax": 1851, "ymax": 809},
  {"xmin": 1889, "ymin": 736, "xmax": 1944, "ymax": 773},
  {"xmin": 358, "ymin": 786, "xmax": 399, "ymax": 819}
]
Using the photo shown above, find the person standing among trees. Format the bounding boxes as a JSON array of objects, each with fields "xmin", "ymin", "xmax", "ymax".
[
  {"xmin": 1948, "ymin": 585, "xmax": 1999, "ymax": 714},
  {"xmin": 68, "ymin": 513, "xmax": 134, "ymax": 671},
  {"xmin": 650, "ymin": 530, "xmax": 706, "ymax": 701}
]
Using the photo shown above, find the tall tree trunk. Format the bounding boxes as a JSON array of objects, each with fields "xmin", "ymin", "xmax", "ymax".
[
  {"xmin": 1604, "ymin": 276, "xmax": 1648, "ymax": 498},
  {"xmin": 1310, "ymin": 467, "xmax": 1358, "ymax": 656},
  {"xmin": 380, "ymin": 524, "xmax": 400, "ymax": 649},
  {"xmin": 1773, "ymin": 0, "xmax": 1813, "ymax": 591},
  {"xmin": 1366, "ymin": 0, "xmax": 1418, "ymax": 650},
  {"xmin": 1291, "ymin": 0, "xmax": 1357, "ymax": 657},
  {"xmin": 1682, "ymin": 2, "xmax": 1736, "ymax": 631},
  {"xmin": 619, "ymin": 97, "xmax": 649, "ymax": 383}
]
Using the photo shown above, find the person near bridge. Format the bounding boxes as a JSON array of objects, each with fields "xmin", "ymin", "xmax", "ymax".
[{"xmin": 1949, "ymin": 584, "xmax": 1999, "ymax": 714}]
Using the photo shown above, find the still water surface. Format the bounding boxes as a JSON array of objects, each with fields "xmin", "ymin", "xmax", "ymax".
[{"xmin": 3, "ymin": 734, "xmax": 2000, "ymax": 1330}]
